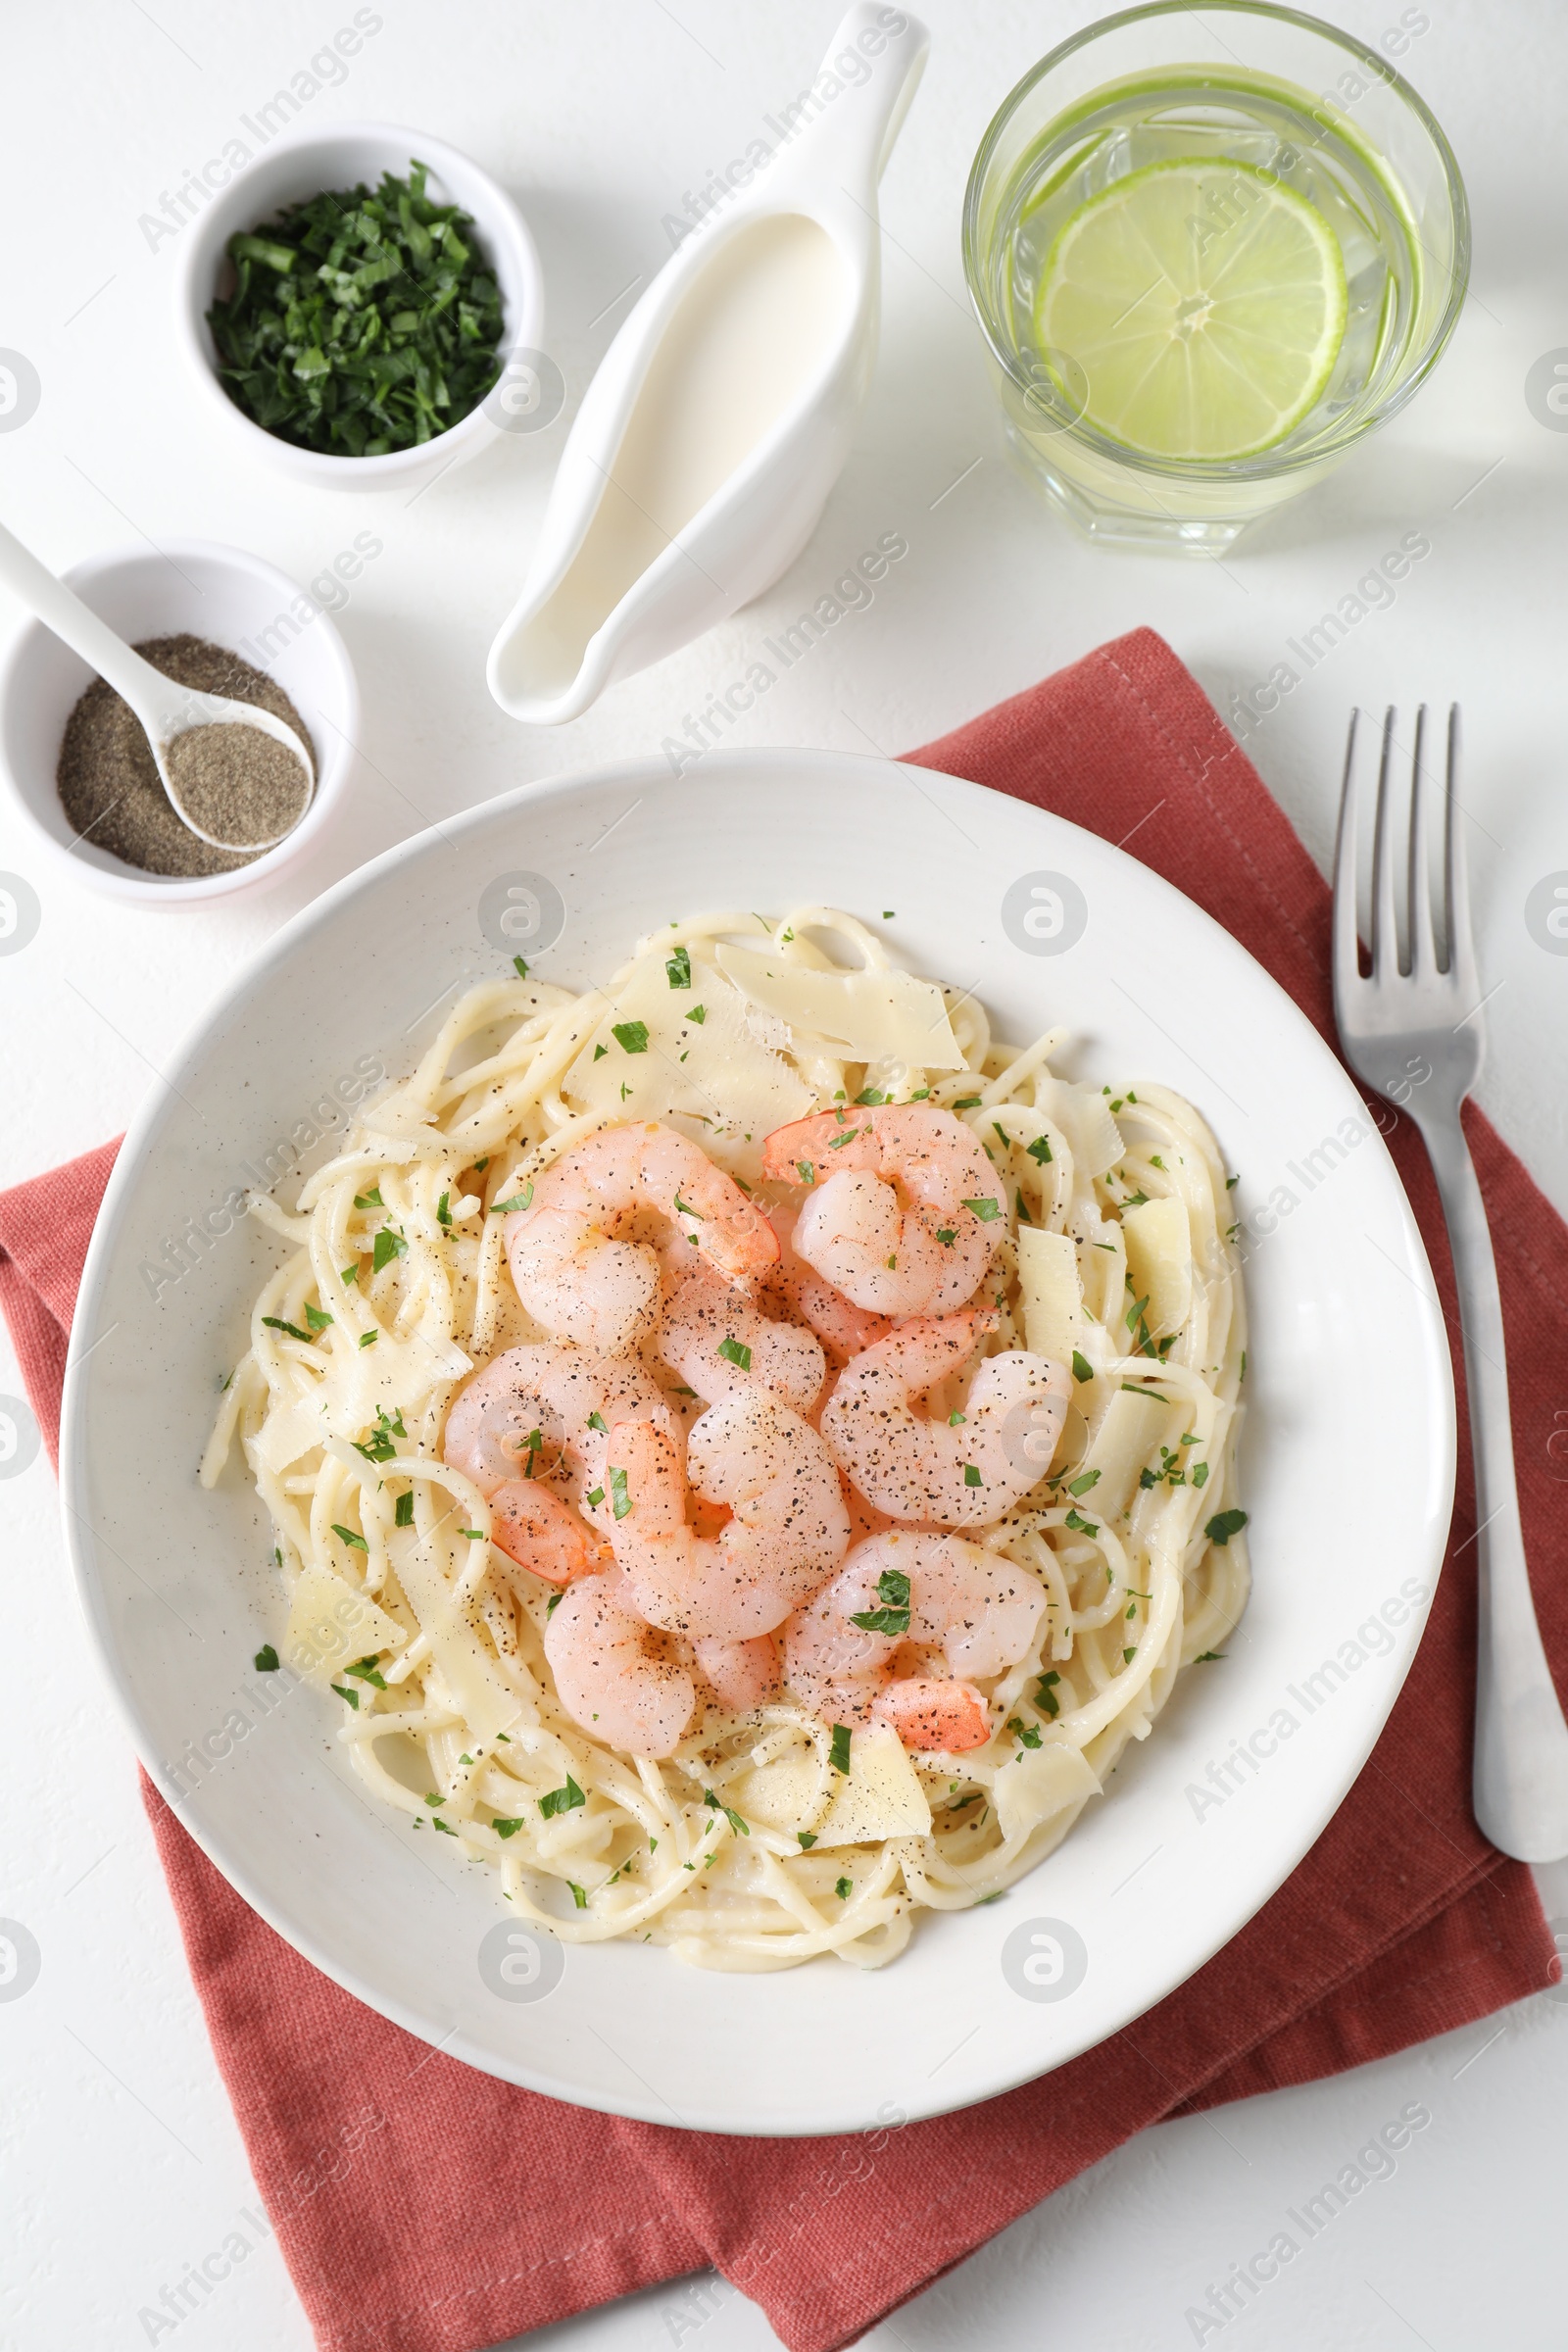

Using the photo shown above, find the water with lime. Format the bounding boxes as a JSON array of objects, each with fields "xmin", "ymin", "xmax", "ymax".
[{"xmin": 988, "ymin": 69, "xmax": 1421, "ymax": 523}]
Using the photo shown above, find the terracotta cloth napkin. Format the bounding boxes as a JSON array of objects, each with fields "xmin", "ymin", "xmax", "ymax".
[{"xmin": 4, "ymin": 625, "xmax": 1563, "ymax": 2352}]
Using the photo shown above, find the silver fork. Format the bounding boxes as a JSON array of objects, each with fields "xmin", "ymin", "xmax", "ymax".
[{"xmin": 1334, "ymin": 705, "xmax": 1568, "ymax": 1861}]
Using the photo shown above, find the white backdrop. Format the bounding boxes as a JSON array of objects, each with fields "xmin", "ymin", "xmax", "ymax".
[{"xmin": 2, "ymin": 4, "xmax": 1566, "ymax": 2347}]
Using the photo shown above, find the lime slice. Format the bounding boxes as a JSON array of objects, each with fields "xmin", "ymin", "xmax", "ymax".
[{"xmin": 1034, "ymin": 158, "xmax": 1348, "ymax": 463}]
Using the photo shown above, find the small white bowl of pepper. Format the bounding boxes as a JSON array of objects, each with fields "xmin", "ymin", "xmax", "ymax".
[
  {"xmin": 175, "ymin": 123, "xmax": 546, "ymax": 492},
  {"xmin": 0, "ymin": 539, "xmax": 360, "ymax": 904}
]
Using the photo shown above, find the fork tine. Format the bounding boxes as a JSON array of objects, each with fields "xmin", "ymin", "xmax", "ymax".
[
  {"xmin": 1370, "ymin": 706, "xmax": 1400, "ymax": 978},
  {"xmin": 1332, "ymin": 708, "xmax": 1365, "ymax": 1010},
  {"xmin": 1443, "ymin": 705, "xmax": 1477, "ymax": 988},
  {"xmin": 1407, "ymin": 704, "xmax": 1438, "ymax": 975}
]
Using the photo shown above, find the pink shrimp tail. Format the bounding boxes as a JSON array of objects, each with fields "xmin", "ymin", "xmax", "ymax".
[{"xmin": 872, "ymin": 1677, "xmax": 991, "ymax": 1752}]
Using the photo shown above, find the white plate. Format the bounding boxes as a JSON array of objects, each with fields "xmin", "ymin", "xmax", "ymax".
[{"xmin": 61, "ymin": 750, "xmax": 1455, "ymax": 2136}]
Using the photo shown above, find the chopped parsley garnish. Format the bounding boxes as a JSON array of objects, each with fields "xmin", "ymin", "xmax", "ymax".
[
  {"xmin": 359, "ymin": 1329, "xmax": 377, "ymax": 1348},
  {"xmin": 395, "ymin": 1491, "xmax": 415, "ymax": 1527},
  {"xmin": 952, "ymin": 1095, "xmax": 981, "ymax": 1109},
  {"xmin": 1226, "ymin": 1173, "xmax": 1240, "ymax": 1189},
  {"xmin": 254, "ymin": 1644, "xmax": 279, "ymax": 1673},
  {"xmin": 1123, "ymin": 1647, "xmax": 1138, "ymax": 1665},
  {"xmin": 717, "ymin": 1335, "xmax": 753, "ymax": 1371},
  {"xmin": 431, "ymin": 1816, "xmax": 459, "ymax": 1837},
  {"xmin": 513, "ymin": 955, "xmax": 529, "ymax": 978},
  {"xmin": 856, "ymin": 1087, "xmax": 886, "ymax": 1106},
  {"xmin": 850, "ymin": 1566, "xmax": 911, "ymax": 1636},
  {"xmin": 1205, "ymin": 1508, "xmax": 1249, "ymax": 1546},
  {"xmin": 489, "ymin": 1185, "xmax": 534, "ymax": 1214},
  {"xmin": 829, "ymin": 1724, "xmax": 852, "ymax": 1774},
  {"xmin": 593, "ymin": 1043, "xmax": 608, "ymax": 1060},
  {"xmin": 688, "ymin": 1004, "xmax": 707, "ymax": 1024},
  {"xmin": 1192, "ymin": 1461, "xmax": 1210, "ymax": 1488},
  {"xmin": 539, "ymin": 1776, "xmax": 586, "ymax": 1818},
  {"xmin": 936, "ymin": 1226, "xmax": 956, "ymax": 1248},
  {"xmin": 491, "ymin": 1817, "xmax": 524, "ymax": 1838},
  {"xmin": 949, "ymin": 1410, "xmax": 966, "ymax": 1426},
  {"xmin": 1016, "ymin": 1192, "xmax": 1033, "ymax": 1223},
  {"xmin": 585, "ymin": 1486, "xmax": 605, "ymax": 1509},
  {"xmin": 341, "ymin": 1263, "xmax": 358, "ymax": 1286},
  {"xmin": 330, "ymin": 1523, "xmax": 368, "ymax": 1552},
  {"xmin": 460, "ymin": 1528, "xmax": 487, "ymax": 1542},
  {"xmin": 305, "ymin": 1303, "xmax": 333, "ymax": 1332},
  {"xmin": 612, "ymin": 1019, "xmax": 650, "ymax": 1054},
  {"xmin": 473, "ymin": 1158, "xmax": 489, "ymax": 1172},
  {"xmin": 207, "ymin": 162, "xmax": 506, "ymax": 458},
  {"xmin": 436, "ymin": 1192, "xmax": 452, "ymax": 1228},
  {"xmin": 370, "ymin": 1227, "xmax": 405, "ymax": 1274},
  {"xmin": 353, "ymin": 1188, "xmax": 383, "ymax": 1209},
  {"xmin": 1063, "ymin": 1506, "xmax": 1099, "ymax": 1536},
  {"xmin": 262, "ymin": 1316, "xmax": 312, "ymax": 1343},
  {"xmin": 961, "ymin": 1197, "xmax": 1001, "ymax": 1222},
  {"xmin": 673, "ymin": 1192, "xmax": 704, "ymax": 1220},
  {"xmin": 835, "ymin": 1877, "xmax": 853, "ymax": 1900},
  {"xmin": 703, "ymin": 1789, "xmax": 750, "ymax": 1836},
  {"xmin": 586, "ymin": 1410, "xmax": 608, "ymax": 1434},
  {"xmin": 609, "ymin": 1466, "xmax": 631, "ymax": 1521},
  {"xmin": 796, "ymin": 1159, "xmax": 815, "ymax": 1186},
  {"xmin": 344, "ymin": 1654, "xmax": 386, "ymax": 1688},
  {"xmin": 546, "ymin": 1591, "xmax": 563, "ymax": 1615},
  {"xmin": 567, "ymin": 1883, "xmax": 588, "ymax": 1909},
  {"xmin": 666, "ymin": 944, "xmax": 692, "ymax": 988},
  {"xmin": 1071, "ymin": 1350, "xmax": 1094, "ymax": 1384},
  {"xmin": 1036, "ymin": 1669, "xmax": 1061, "ymax": 1717},
  {"xmin": 1007, "ymin": 1717, "xmax": 1043, "ymax": 1750},
  {"xmin": 797, "ymin": 1831, "xmax": 817, "ymax": 1848},
  {"xmin": 827, "ymin": 1126, "xmax": 861, "ymax": 1150},
  {"xmin": 330, "ymin": 1681, "xmax": 360, "ymax": 1708},
  {"xmin": 1066, "ymin": 1468, "xmax": 1101, "ymax": 1497},
  {"xmin": 1026, "ymin": 1135, "xmax": 1054, "ymax": 1165},
  {"xmin": 962, "ymin": 1463, "xmax": 983, "ymax": 1488},
  {"xmin": 353, "ymin": 1405, "xmax": 408, "ymax": 1465},
  {"xmin": 1195, "ymin": 1650, "xmax": 1226, "ymax": 1663}
]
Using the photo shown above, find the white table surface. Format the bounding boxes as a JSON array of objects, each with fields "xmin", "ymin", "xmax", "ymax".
[{"xmin": 4, "ymin": 2, "xmax": 1568, "ymax": 2345}]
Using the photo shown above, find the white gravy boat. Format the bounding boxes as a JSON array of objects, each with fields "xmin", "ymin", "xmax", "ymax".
[{"xmin": 487, "ymin": 3, "xmax": 929, "ymax": 725}]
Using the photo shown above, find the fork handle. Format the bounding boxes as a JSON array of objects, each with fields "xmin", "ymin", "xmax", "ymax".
[{"xmin": 1424, "ymin": 1115, "xmax": 1568, "ymax": 1859}]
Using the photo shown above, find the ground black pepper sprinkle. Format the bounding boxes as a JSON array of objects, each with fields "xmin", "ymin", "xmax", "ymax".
[{"xmin": 56, "ymin": 634, "xmax": 316, "ymax": 877}]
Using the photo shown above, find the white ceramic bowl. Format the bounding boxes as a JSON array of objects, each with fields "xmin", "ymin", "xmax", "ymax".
[
  {"xmin": 61, "ymin": 750, "xmax": 1454, "ymax": 2132},
  {"xmin": 175, "ymin": 123, "xmax": 544, "ymax": 492},
  {"xmin": 0, "ymin": 539, "xmax": 359, "ymax": 906}
]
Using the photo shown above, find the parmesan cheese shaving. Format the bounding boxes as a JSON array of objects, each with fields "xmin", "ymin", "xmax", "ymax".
[
  {"xmin": 714, "ymin": 945, "xmax": 966, "ymax": 1069},
  {"xmin": 1016, "ymin": 1228, "xmax": 1085, "ymax": 1364},
  {"xmin": 993, "ymin": 1739, "xmax": 1100, "ymax": 1843},
  {"xmin": 284, "ymin": 1562, "xmax": 408, "ymax": 1685},
  {"xmin": 812, "ymin": 1724, "xmax": 933, "ymax": 1845},
  {"xmin": 562, "ymin": 951, "xmax": 811, "ymax": 1177},
  {"xmin": 1122, "ymin": 1196, "xmax": 1194, "ymax": 1341}
]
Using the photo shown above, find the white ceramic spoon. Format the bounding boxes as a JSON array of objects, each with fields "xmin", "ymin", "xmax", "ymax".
[
  {"xmin": 488, "ymin": 1, "xmax": 930, "ymax": 724},
  {"xmin": 0, "ymin": 518, "xmax": 314, "ymax": 851}
]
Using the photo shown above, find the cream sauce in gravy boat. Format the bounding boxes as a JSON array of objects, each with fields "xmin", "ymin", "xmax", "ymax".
[{"xmin": 487, "ymin": 4, "xmax": 929, "ymax": 724}]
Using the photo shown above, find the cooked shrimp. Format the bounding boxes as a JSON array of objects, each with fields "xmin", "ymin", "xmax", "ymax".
[
  {"xmin": 544, "ymin": 1570, "xmax": 694, "ymax": 1756},
  {"xmin": 601, "ymin": 1391, "xmax": 850, "ymax": 1641},
  {"xmin": 783, "ymin": 1531, "xmax": 1046, "ymax": 1750},
  {"xmin": 506, "ymin": 1122, "xmax": 778, "ymax": 1351},
  {"xmin": 761, "ymin": 1202, "xmax": 892, "ymax": 1365},
  {"xmin": 443, "ymin": 1344, "xmax": 666, "ymax": 1504},
  {"xmin": 693, "ymin": 1632, "xmax": 780, "ymax": 1711},
  {"xmin": 488, "ymin": 1480, "xmax": 609, "ymax": 1586},
  {"xmin": 761, "ymin": 1104, "xmax": 1007, "ymax": 1318},
  {"xmin": 820, "ymin": 1312, "xmax": 1070, "ymax": 1526},
  {"xmin": 658, "ymin": 1250, "xmax": 825, "ymax": 1415}
]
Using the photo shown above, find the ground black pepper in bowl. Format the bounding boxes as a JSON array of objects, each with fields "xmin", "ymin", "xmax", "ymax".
[{"xmin": 56, "ymin": 635, "xmax": 316, "ymax": 877}]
